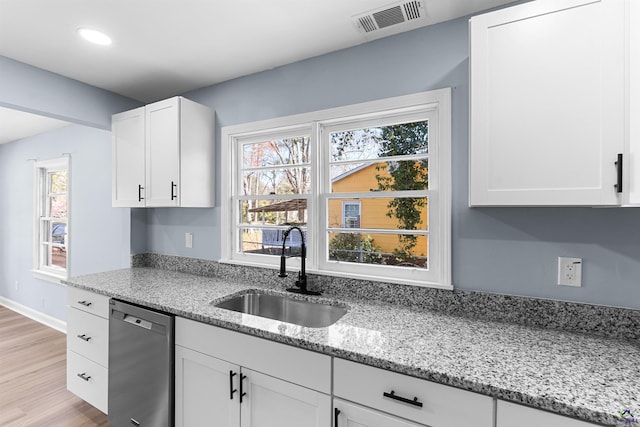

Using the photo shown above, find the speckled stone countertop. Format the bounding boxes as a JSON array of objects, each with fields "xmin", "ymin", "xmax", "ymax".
[{"xmin": 65, "ymin": 267, "xmax": 640, "ymax": 426}]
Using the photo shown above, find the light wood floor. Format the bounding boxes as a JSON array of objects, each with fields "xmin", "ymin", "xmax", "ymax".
[{"xmin": 0, "ymin": 305, "xmax": 113, "ymax": 427}]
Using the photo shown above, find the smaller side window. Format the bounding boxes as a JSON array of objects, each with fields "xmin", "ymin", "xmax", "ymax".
[
  {"xmin": 342, "ymin": 201, "xmax": 361, "ymax": 228},
  {"xmin": 33, "ymin": 157, "xmax": 69, "ymax": 281}
]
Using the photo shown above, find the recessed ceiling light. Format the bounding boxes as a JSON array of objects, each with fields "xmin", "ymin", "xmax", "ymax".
[{"xmin": 77, "ymin": 27, "xmax": 112, "ymax": 46}]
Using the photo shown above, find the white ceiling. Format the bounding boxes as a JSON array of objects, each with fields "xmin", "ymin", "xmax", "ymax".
[{"xmin": 0, "ymin": 0, "xmax": 513, "ymax": 144}]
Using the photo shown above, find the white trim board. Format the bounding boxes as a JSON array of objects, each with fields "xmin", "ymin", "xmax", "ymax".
[{"xmin": 0, "ymin": 296, "xmax": 67, "ymax": 333}]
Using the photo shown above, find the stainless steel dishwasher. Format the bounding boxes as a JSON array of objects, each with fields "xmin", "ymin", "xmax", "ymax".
[{"xmin": 108, "ymin": 299, "xmax": 174, "ymax": 427}]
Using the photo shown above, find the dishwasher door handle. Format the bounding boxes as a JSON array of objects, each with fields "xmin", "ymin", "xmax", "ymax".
[{"xmin": 122, "ymin": 314, "xmax": 153, "ymax": 330}]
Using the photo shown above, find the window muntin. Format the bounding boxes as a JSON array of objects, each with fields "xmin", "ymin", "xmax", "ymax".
[
  {"xmin": 34, "ymin": 158, "xmax": 69, "ymax": 280},
  {"xmin": 222, "ymin": 90, "xmax": 451, "ymax": 288}
]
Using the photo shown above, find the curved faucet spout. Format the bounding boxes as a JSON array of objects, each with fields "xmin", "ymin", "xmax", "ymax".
[{"xmin": 278, "ymin": 226, "xmax": 320, "ymax": 296}]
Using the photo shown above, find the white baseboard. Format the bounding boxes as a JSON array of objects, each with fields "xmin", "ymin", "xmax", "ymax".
[{"xmin": 0, "ymin": 296, "xmax": 67, "ymax": 333}]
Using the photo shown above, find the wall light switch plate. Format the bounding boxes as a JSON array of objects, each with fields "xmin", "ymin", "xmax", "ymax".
[{"xmin": 558, "ymin": 257, "xmax": 582, "ymax": 287}]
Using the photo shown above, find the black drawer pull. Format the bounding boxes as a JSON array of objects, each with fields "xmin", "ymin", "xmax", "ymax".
[
  {"xmin": 77, "ymin": 334, "xmax": 92, "ymax": 342},
  {"xmin": 383, "ymin": 390, "xmax": 423, "ymax": 408},
  {"xmin": 77, "ymin": 372, "xmax": 91, "ymax": 382},
  {"xmin": 77, "ymin": 300, "xmax": 92, "ymax": 307}
]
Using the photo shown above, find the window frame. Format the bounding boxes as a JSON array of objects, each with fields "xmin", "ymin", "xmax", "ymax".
[
  {"xmin": 221, "ymin": 89, "xmax": 451, "ymax": 289},
  {"xmin": 32, "ymin": 156, "xmax": 70, "ymax": 283}
]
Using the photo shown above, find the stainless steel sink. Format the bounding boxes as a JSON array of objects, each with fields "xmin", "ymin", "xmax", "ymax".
[{"xmin": 214, "ymin": 292, "xmax": 347, "ymax": 328}]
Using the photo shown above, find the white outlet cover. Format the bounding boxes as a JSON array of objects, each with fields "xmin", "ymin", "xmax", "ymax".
[{"xmin": 558, "ymin": 257, "xmax": 582, "ymax": 287}]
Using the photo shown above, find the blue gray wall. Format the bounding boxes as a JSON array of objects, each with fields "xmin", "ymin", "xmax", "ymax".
[
  {"xmin": 154, "ymin": 16, "xmax": 640, "ymax": 309},
  {"xmin": 0, "ymin": 125, "xmax": 131, "ymax": 320},
  {"xmin": 0, "ymin": 56, "xmax": 139, "ymax": 129},
  {"xmin": 0, "ymin": 57, "xmax": 139, "ymax": 321}
]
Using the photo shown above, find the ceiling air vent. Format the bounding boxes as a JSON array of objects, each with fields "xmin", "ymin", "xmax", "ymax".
[{"xmin": 353, "ymin": 1, "xmax": 426, "ymax": 34}]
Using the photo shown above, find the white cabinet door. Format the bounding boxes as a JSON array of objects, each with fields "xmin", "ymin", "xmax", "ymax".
[
  {"xmin": 240, "ymin": 368, "xmax": 331, "ymax": 427},
  {"xmin": 469, "ymin": 0, "xmax": 625, "ymax": 206},
  {"xmin": 497, "ymin": 400, "xmax": 602, "ymax": 427},
  {"xmin": 112, "ymin": 106, "xmax": 145, "ymax": 207},
  {"xmin": 145, "ymin": 97, "xmax": 180, "ymax": 207},
  {"xmin": 175, "ymin": 345, "xmax": 240, "ymax": 427},
  {"xmin": 334, "ymin": 399, "xmax": 424, "ymax": 427}
]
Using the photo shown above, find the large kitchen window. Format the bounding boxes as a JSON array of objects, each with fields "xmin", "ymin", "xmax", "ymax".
[
  {"xmin": 221, "ymin": 89, "xmax": 451, "ymax": 288},
  {"xmin": 33, "ymin": 157, "xmax": 69, "ymax": 281}
]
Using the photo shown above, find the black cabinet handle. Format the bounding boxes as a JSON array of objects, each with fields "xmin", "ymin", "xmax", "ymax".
[
  {"xmin": 77, "ymin": 372, "xmax": 91, "ymax": 382},
  {"xmin": 77, "ymin": 334, "xmax": 91, "ymax": 342},
  {"xmin": 138, "ymin": 184, "xmax": 144, "ymax": 201},
  {"xmin": 229, "ymin": 370, "xmax": 237, "ymax": 400},
  {"xmin": 77, "ymin": 300, "xmax": 92, "ymax": 307},
  {"xmin": 615, "ymin": 153, "xmax": 623, "ymax": 193},
  {"xmin": 240, "ymin": 373, "xmax": 247, "ymax": 403},
  {"xmin": 171, "ymin": 181, "xmax": 177, "ymax": 200},
  {"xmin": 334, "ymin": 408, "xmax": 341, "ymax": 427},
  {"xmin": 383, "ymin": 390, "xmax": 423, "ymax": 408}
]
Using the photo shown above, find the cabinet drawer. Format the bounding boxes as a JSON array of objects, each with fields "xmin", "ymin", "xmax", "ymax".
[
  {"xmin": 68, "ymin": 287, "xmax": 110, "ymax": 318},
  {"xmin": 175, "ymin": 317, "xmax": 331, "ymax": 393},
  {"xmin": 67, "ymin": 350, "xmax": 108, "ymax": 414},
  {"xmin": 497, "ymin": 400, "xmax": 602, "ymax": 427},
  {"xmin": 67, "ymin": 308, "xmax": 108, "ymax": 367},
  {"xmin": 334, "ymin": 398, "xmax": 425, "ymax": 427},
  {"xmin": 334, "ymin": 358, "xmax": 493, "ymax": 427}
]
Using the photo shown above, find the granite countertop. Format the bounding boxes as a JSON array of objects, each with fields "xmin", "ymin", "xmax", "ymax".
[{"xmin": 65, "ymin": 267, "xmax": 640, "ymax": 426}]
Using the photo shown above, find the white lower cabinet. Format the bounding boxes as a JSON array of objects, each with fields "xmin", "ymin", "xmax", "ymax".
[
  {"xmin": 66, "ymin": 288, "xmax": 110, "ymax": 413},
  {"xmin": 240, "ymin": 368, "xmax": 331, "ymax": 427},
  {"xmin": 175, "ymin": 346, "xmax": 239, "ymax": 427},
  {"xmin": 497, "ymin": 400, "xmax": 602, "ymax": 427},
  {"xmin": 66, "ymin": 350, "xmax": 109, "ymax": 413},
  {"xmin": 175, "ymin": 317, "xmax": 331, "ymax": 427},
  {"xmin": 334, "ymin": 398, "xmax": 423, "ymax": 427},
  {"xmin": 334, "ymin": 358, "xmax": 493, "ymax": 427}
]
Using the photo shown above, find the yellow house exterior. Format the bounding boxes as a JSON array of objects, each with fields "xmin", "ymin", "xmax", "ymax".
[{"xmin": 329, "ymin": 162, "xmax": 428, "ymax": 258}]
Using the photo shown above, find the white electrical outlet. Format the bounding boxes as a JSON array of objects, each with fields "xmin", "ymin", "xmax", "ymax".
[
  {"xmin": 185, "ymin": 232, "xmax": 193, "ymax": 248},
  {"xmin": 558, "ymin": 257, "xmax": 582, "ymax": 287}
]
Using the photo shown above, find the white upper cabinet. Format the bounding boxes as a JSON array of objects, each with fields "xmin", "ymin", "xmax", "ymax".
[
  {"xmin": 145, "ymin": 98, "xmax": 181, "ymax": 207},
  {"xmin": 112, "ymin": 96, "xmax": 215, "ymax": 208},
  {"xmin": 469, "ymin": 0, "xmax": 636, "ymax": 206},
  {"xmin": 112, "ymin": 106, "xmax": 145, "ymax": 207}
]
